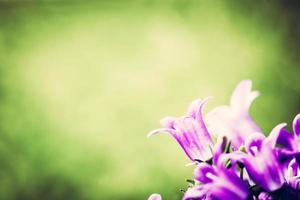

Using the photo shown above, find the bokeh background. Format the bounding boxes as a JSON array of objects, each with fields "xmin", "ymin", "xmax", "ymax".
[{"xmin": 0, "ymin": 0, "xmax": 300, "ymax": 199}]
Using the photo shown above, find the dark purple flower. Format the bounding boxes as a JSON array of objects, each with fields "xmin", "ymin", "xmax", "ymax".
[
  {"xmin": 148, "ymin": 98, "xmax": 214, "ymax": 161},
  {"xmin": 206, "ymin": 80, "xmax": 262, "ymax": 149}
]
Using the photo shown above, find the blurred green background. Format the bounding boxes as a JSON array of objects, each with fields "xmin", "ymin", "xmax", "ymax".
[{"xmin": 0, "ymin": 0, "xmax": 300, "ymax": 199}]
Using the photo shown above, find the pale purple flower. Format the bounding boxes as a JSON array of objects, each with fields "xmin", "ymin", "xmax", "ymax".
[
  {"xmin": 148, "ymin": 98, "xmax": 214, "ymax": 161},
  {"xmin": 148, "ymin": 193, "xmax": 162, "ymax": 200},
  {"xmin": 206, "ymin": 80, "xmax": 262, "ymax": 148}
]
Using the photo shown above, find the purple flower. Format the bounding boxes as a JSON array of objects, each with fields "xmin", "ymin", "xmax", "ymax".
[
  {"xmin": 148, "ymin": 98, "xmax": 214, "ymax": 161},
  {"xmin": 183, "ymin": 162, "xmax": 249, "ymax": 200},
  {"xmin": 206, "ymin": 80, "xmax": 262, "ymax": 148}
]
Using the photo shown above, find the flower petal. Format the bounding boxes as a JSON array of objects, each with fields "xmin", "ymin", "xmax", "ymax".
[
  {"xmin": 187, "ymin": 97, "xmax": 211, "ymax": 122},
  {"xmin": 147, "ymin": 128, "xmax": 174, "ymax": 138},
  {"xmin": 194, "ymin": 163, "xmax": 216, "ymax": 184},
  {"xmin": 173, "ymin": 117, "xmax": 213, "ymax": 161},
  {"xmin": 206, "ymin": 105, "xmax": 261, "ymax": 148},
  {"xmin": 223, "ymin": 142, "xmax": 284, "ymax": 192},
  {"xmin": 160, "ymin": 117, "xmax": 177, "ymax": 129},
  {"xmin": 277, "ymin": 149, "xmax": 296, "ymax": 164},
  {"xmin": 206, "ymin": 80, "xmax": 261, "ymax": 148},
  {"xmin": 206, "ymin": 106, "xmax": 243, "ymax": 146},
  {"xmin": 243, "ymin": 144, "xmax": 284, "ymax": 192},
  {"xmin": 267, "ymin": 123, "xmax": 293, "ymax": 150},
  {"xmin": 212, "ymin": 136, "xmax": 227, "ymax": 164},
  {"xmin": 230, "ymin": 80, "xmax": 260, "ymax": 114},
  {"xmin": 286, "ymin": 158, "xmax": 299, "ymax": 178},
  {"xmin": 183, "ymin": 186, "xmax": 206, "ymax": 200},
  {"xmin": 245, "ymin": 132, "xmax": 266, "ymax": 155},
  {"xmin": 258, "ymin": 192, "xmax": 273, "ymax": 200},
  {"xmin": 190, "ymin": 164, "xmax": 249, "ymax": 200},
  {"xmin": 148, "ymin": 193, "xmax": 162, "ymax": 200},
  {"xmin": 293, "ymin": 114, "xmax": 300, "ymax": 136},
  {"xmin": 207, "ymin": 165, "xmax": 249, "ymax": 200},
  {"xmin": 287, "ymin": 176, "xmax": 300, "ymax": 191}
]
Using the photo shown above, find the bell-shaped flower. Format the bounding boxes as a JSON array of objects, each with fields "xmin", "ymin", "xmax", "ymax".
[
  {"xmin": 183, "ymin": 162, "xmax": 249, "ymax": 200},
  {"xmin": 148, "ymin": 98, "xmax": 214, "ymax": 161},
  {"xmin": 206, "ymin": 80, "xmax": 262, "ymax": 148}
]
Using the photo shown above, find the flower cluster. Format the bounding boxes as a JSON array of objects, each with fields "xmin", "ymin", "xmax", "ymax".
[{"xmin": 148, "ymin": 80, "xmax": 300, "ymax": 200}]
